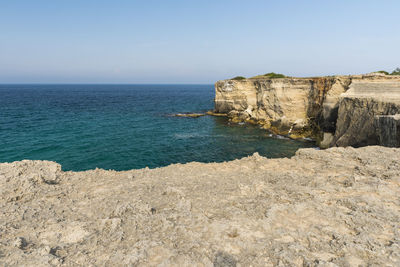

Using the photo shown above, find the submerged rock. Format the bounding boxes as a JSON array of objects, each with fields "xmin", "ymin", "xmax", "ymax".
[
  {"xmin": 173, "ymin": 113, "xmax": 205, "ymax": 118},
  {"xmin": 206, "ymin": 110, "xmax": 227, "ymax": 117},
  {"xmin": 1, "ymin": 146, "xmax": 399, "ymax": 266}
]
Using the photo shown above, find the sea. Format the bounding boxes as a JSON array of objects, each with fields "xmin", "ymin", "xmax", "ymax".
[{"xmin": 0, "ymin": 84, "xmax": 315, "ymax": 171}]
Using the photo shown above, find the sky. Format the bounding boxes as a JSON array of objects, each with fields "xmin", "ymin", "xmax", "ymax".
[{"xmin": 0, "ymin": 0, "xmax": 399, "ymax": 83}]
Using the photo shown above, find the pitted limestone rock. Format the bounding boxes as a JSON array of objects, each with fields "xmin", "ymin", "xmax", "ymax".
[{"xmin": 1, "ymin": 146, "xmax": 399, "ymax": 266}]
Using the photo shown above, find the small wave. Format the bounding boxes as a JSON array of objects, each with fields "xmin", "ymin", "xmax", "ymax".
[
  {"xmin": 267, "ymin": 134, "xmax": 290, "ymax": 140},
  {"xmin": 174, "ymin": 133, "xmax": 202, "ymax": 139},
  {"xmin": 174, "ymin": 133, "xmax": 240, "ymax": 139}
]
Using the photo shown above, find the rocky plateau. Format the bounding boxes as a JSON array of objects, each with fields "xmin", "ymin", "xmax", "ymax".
[{"xmin": 1, "ymin": 146, "xmax": 400, "ymax": 266}]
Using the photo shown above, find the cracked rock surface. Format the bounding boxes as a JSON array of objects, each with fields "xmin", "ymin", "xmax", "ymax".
[{"xmin": 1, "ymin": 146, "xmax": 399, "ymax": 266}]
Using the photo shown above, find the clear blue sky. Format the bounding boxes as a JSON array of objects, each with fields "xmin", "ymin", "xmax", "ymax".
[{"xmin": 1, "ymin": 0, "xmax": 399, "ymax": 83}]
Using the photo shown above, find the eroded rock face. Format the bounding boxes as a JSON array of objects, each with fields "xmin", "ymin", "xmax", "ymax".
[
  {"xmin": 214, "ymin": 74, "xmax": 400, "ymax": 146},
  {"xmin": 375, "ymin": 114, "xmax": 400, "ymax": 147},
  {"xmin": 332, "ymin": 80, "xmax": 400, "ymax": 147},
  {"xmin": 215, "ymin": 77, "xmax": 346, "ymax": 134},
  {"xmin": 1, "ymin": 146, "xmax": 400, "ymax": 266}
]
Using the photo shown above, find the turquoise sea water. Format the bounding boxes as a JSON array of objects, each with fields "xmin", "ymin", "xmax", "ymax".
[{"xmin": 0, "ymin": 84, "xmax": 315, "ymax": 171}]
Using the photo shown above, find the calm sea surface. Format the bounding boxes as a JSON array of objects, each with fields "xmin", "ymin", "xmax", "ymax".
[{"xmin": 0, "ymin": 84, "xmax": 315, "ymax": 171}]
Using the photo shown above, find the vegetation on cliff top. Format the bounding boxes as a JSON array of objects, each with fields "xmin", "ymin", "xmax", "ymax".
[
  {"xmin": 391, "ymin": 68, "xmax": 400, "ymax": 75},
  {"xmin": 231, "ymin": 76, "xmax": 246, "ymax": 80},
  {"xmin": 375, "ymin": 68, "xmax": 400, "ymax": 75},
  {"xmin": 231, "ymin": 73, "xmax": 287, "ymax": 80},
  {"xmin": 376, "ymin": 70, "xmax": 390, "ymax": 75},
  {"xmin": 250, "ymin": 72, "xmax": 287, "ymax": 79},
  {"xmin": 230, "ymin": 68, "xmax": 400, "ymax": 81}
]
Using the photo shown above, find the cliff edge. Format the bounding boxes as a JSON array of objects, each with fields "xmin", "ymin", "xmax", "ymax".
[
  {"xmin": 1, "ymin": 146, "xmax": 400, "ymax": 266},
  {"xmin": 213, "ymin": 73, "xmax": 400, "ymax": 147}
]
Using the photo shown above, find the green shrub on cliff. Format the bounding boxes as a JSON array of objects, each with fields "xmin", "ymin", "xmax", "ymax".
[
  {"xmin": 263, "ymin": 72, "xmax": 286, "ymax": 78},
  {"xmin": 376, "ymin": 70, "xmax": 389, "ymax": 75},
  {"xmin": 231, "ymin": 76, "xmax": 246, "ymax": 80},
  {"xmin": 391, "ymin": 68, "xmax": 400, "ymax": 75},
  {"xmin": 375, "ymin": 68, "xmax": 400, "ymax": 75},
  {"xmin": 251, "ymin": 72, "xmax": 287, "ymax": 79}
]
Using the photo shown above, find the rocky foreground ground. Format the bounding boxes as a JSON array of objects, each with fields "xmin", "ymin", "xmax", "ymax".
[{"xmin": 1, "ymin": 146, "xmax": 399, "ymax": 266}]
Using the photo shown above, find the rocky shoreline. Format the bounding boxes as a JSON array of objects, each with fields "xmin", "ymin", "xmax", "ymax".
[
  {"xmin": 1, "ymin": 146, "xmax": 400, "ymax": 266},
  {"xmin": 212, "ymin": 73, "xmax": 400, "ymax": 148}
]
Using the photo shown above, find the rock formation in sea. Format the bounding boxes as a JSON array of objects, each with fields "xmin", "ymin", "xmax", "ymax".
[
  {"xmin": 213, "ymin": 73, "xmax": 400, "ymax": 147},
  {"xmin": 1, "ymin": 146, "xmax": 400, "ymax": 266}
]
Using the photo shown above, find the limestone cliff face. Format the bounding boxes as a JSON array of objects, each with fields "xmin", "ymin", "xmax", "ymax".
[
  {"xmin": 215, "ymin": 77, "xmax": 351, "ymax": 136},
  {"xmin": 375, "ymin": 114, "xmax": 400, "ymax": 147},
  {"xmin": 214, "ymin": 74, "xmax": 400, "ymax": 147},
  {"xmin": 331, "ymin": 80, "xmax": 400, "ymax": 147}
]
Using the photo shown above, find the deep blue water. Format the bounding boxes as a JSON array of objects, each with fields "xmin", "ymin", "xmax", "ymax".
[{"xmin": 0, "ymin": 84, "xmax": 314, "ymax": 171}]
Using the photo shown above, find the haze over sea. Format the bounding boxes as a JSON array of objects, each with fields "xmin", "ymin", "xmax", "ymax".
[{"xmin": 0, "ymin": 84, "xmax": 314, "ymax": 171}]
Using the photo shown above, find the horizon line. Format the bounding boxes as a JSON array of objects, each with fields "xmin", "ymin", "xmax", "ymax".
[{"xmin": 0, "ymin": 82, "xmax": 214, "ymax": 85}]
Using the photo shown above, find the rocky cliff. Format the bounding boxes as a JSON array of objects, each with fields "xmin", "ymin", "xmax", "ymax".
[
  {"xmin": 375, "ymin": 114, "xmax": 400, "ymax": 147},
  {"xmin": 213, "ymin": 74, "xmax": 400, "ymax": 147},
  {"xmin": 331, "ymin": 80, "xmax": 400, "ymax": 147},
  {"xmin": 1, "ymin": 146, "xmax": 400, "ymax": 266},
  {"xmin": 215, "ymin": 77, "xmax": 346, "ymax": 136}
]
